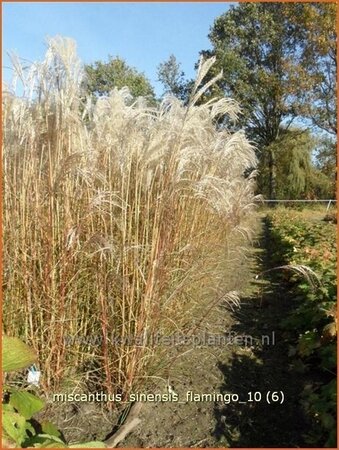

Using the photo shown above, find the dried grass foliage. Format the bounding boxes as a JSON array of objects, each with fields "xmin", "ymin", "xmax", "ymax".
[{"xmin": 3, "ymin": 37, "xmax": 258, "ymax": 396}]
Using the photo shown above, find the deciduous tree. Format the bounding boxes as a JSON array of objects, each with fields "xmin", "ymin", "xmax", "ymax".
[
  {"xmin": 157, "ymin": 54, "xmax": 191, "ymax": 102},
  {"xmin": 200, "ymin": 2, "xmax": 336, "ymax": 198},
  {"xmin": 85, "ymin": 56, "xmax": 156, "ymax": 103},
  {"xmin": 286, "ymin": 3, "xmax": 337, "ymax": 135}
]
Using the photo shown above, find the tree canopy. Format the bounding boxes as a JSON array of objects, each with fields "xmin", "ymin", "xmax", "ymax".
[
  {"xmin": 200, "ymin": 2, "xmax": 336, "ymax": 198},
  {"xmin": 259, "ymin": 128, "xmax": 334, "ymax": 199},
  {"xmin": 157, "ymin": 54, "xmax": 194, "ymax": 103},
  {"xmin": 84, "ymin": 56, "xmax": 156, "ymax": 102},
  {"xmin": 157, "ymin": 54, "xmax": 188, "ymax": 100},
  {"xmin": 285, "ymin": 3, "xmax": 337, "ymax": 135}
]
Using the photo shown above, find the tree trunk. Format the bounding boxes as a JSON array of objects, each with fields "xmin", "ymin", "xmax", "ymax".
[{"xmin": 268, "ymin": 148, "xmax": 277, "ymax": 200}]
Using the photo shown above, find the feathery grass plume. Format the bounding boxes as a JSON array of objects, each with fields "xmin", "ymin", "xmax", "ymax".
[
  {"xmin": 3, "ymin": 36, "xmax": 257, "ymax": 397},
  {"xmin": 255, "ymin": 264, "xmax": 321, "ymax": 290}
]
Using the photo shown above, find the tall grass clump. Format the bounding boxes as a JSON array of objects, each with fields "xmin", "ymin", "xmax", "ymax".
[{"xmin": 3, "ymin": 36, "xmax": 258, "ymax": 398}]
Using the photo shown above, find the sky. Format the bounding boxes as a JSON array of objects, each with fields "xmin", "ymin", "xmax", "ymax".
[{"xmin": 3, "ymin": 2, "xmax": 233, "ymax": 96}]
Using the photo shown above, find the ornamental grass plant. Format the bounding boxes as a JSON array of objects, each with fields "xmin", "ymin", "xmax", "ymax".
[{"xmin": 3, "ymin": 37, "xmax": 258, "ymax": 398}]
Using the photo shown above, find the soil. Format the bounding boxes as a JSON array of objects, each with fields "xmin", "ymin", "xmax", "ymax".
[{"xmin": 37, "ymin": 212, "xmax": 311, "ymax": 447}]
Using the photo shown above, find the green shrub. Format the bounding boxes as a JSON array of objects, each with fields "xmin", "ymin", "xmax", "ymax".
[{"xmin": 267, "ymin": 210, "xmax": 336, "ymax": 447}]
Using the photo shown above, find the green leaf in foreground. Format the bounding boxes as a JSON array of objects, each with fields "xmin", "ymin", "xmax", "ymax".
[
  {"xmin": 2, "ymin": 336, "xmax": 37, "ymax": 372},
  {"xmin": 41, "ymin": 421, "xmax": 62, "ymax": 438},
  {"xmin": 2, "ymin": 408, "xmax": 29, "ymax": 445},
  {"xmin": 23, "ymin": 433, "xmax": 67, "ymax": 448},
  {"xmin": 9, "ymin": 390, "xmax": 45, "ymax": 419}
]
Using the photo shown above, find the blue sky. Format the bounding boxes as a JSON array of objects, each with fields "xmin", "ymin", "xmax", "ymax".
[{"xmin": 3, "ymin": 2, "xmax": 233, "ymax": 96}]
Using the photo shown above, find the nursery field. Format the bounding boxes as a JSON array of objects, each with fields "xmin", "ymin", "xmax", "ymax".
[
  {"xmin": 2, "ymin": 37, "xmax": 337, "ymax": 449},
  {"xmin": 120, "ymin": 206, "xmax": 337, "ymax": 448},
  {"xmin": 3, "ymin": 206, "xmax": 336, "ymax": 448}
]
